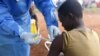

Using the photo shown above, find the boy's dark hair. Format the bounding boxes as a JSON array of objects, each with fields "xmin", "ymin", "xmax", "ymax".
[{"xmin": 58, "ymin": 0, "xmax": 83, "ymax": 18}]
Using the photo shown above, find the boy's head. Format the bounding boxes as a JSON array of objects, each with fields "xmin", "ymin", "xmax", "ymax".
[{"xmin": 58, "ymin": 0, "xmax": 83, "ymax": 31}]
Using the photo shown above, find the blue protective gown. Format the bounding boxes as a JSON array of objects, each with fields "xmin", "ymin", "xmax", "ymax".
[
  {"xmin": 0, "ymin": 0, "xmax": 31, "ymax": 56},
  {"xmin": 34, "ymin": 0, "xmax": 58, "ymax": 27},
  {"xmin": 0, "ymin": 0, "xmax": 59, "ymax": 56}
]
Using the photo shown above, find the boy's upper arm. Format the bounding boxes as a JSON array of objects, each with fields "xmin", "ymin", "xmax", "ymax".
[{"xmin": 48, "ymin": 34, "xmax": 63, "ymax": 56}]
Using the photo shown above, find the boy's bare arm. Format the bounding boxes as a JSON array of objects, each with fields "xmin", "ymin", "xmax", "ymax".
[{"xmin": 48, "ymin": 34, "xmax": 63, "ymax": 56}]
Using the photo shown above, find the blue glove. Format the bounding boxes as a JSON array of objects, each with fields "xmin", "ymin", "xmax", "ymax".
[
  {"xmin": 20, "ymin": 32, "xmax": 41, "ymax": 45},
  {"xmin": 48, "ymin": 25, "xmax": 61, "ymax": 41}
]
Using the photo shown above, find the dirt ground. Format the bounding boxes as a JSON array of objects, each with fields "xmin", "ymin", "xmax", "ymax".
[{"xmin": 30, "ymin": 12, "xmax": 100, "ymax": 56}]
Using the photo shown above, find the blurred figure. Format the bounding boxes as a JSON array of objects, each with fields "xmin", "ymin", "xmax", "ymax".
[
  {"xmin": 33, "ymin": 0, "xmax": 65, "ymax": 41},
  {"xmin": 0, "ymin": 0, "xmax": 41, "ymax": 56},
  {"xmin": 48, "ymin": 0, "xmax": 100, "ymax": 56},
  {"xmin": 96, "ymin": 0, "xmax": 100, "ymax": 7},
  {"xmin": 83, "ymin": 0, "xmax": 90, "ymax": 8}
]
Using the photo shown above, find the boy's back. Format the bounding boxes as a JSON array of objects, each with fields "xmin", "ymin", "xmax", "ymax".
[
  {"xmin": 63, "ymin": 27, "xmax": 100, "ymax": 56},
  {"xmin": 48, "ymin": 1, "xmax": 100, "ymax": 56}
]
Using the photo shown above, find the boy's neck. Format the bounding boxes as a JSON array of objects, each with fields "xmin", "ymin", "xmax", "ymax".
[
  {"xmin": 76, "ymin": 19, "xmax": 85, "ymax": 28},
  {"xmin": 66, "ymin": 19, "xmax": 85, "ymax": 31}
]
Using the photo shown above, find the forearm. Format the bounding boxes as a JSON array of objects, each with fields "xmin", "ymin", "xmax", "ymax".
[
  {"xmin": 42, "ymin": 8, "xmax": 58, "ymax": 27},
  {"xmin": 34, "ymin": 0, "xmax": 58, "ymax": 27}
]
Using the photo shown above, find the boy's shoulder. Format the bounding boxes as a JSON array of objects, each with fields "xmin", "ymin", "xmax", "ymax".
[{"xmin": 62, "ymin": 27, "xmax": 99, "ymax": 39}]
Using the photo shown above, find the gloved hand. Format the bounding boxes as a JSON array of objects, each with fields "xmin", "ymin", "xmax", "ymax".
[
  {"xmin": 20, "ymin": 32, "xmax": 41, "ymax": 45},
  {"xmin": 48, "ymin": 25, "xmax": 61, "ymax": 41}
]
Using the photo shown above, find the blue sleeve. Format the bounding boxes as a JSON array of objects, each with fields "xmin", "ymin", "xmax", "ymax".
[
  {"xmin": 34, "ymin": 0, "xmax": 58, "ymax": 27},
  {"xmin": 2, "ymin": 0, "xmax": 31, "ymax": 16},
  {"xmin": 0, "ymin": 2, "xmax": 24, "ymax": 36},
  {"xmin": 0, "ymin": 13, "xmax": 24, "ymax": 36}
]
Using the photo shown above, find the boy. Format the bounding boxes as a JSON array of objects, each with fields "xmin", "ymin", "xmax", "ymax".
[{"xmin": 48, "ymin": 0, "xmax": 100, "ymax": 56}]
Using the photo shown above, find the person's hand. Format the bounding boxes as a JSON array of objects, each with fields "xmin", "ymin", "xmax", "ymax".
[
  {"xmin": 20, "ymin": 32, "xmax": 41, "ymax": 45},
  {"xmin": 48, "ymin": 25, "xmax": 61, "ymax": 41}
]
